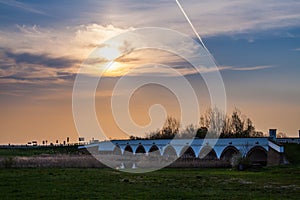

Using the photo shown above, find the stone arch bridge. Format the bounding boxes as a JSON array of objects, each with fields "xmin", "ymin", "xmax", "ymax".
[{"xmin": 85, "ymin": 137, "xmax": 284, "ymax": 165}]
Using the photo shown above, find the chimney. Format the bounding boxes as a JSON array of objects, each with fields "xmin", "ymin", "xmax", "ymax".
[{"xmin": 269, "ymin": 129, "xmax": 277, "ymax": 140}]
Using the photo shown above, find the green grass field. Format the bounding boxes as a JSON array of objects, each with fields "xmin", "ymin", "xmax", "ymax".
[
  {"xmin": 284, "ymin": 143, "xmax": 300, "ymax": 165},
  {"xmin": 0, "ymin": 146, "xmax": 80, "ymax": 157},
  {"xmin": 0, "ymin": 144, "xmax": 299, "ymax": 199},
  {"xmin": 0, "ymin": 166, "xmax": 299, "ymax": 200}
]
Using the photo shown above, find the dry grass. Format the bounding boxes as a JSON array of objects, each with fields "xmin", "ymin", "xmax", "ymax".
[{"xmin": 0, "ymin": 155, "xmax": 230, "ymax": 169}]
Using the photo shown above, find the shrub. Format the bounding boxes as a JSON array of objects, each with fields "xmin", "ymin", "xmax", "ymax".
[
  {"xmin": 4, "ymin": 157, "xmax": 15, "ymax": 168},
  {"xmin": 231, "ymin": 153, "xmax": 250, "ymax": 170}
]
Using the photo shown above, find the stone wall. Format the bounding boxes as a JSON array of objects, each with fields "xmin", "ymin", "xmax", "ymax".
[{"xmin": 267, "ymin": 146, "xmax": 286, "ymax": 166}]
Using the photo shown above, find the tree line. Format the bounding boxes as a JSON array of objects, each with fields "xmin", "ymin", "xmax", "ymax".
[{"xmin": 129, "ymin": 107, "xmax": 264, "ymax": 140}]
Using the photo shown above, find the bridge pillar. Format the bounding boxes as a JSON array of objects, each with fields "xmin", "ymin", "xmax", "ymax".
[
  {"xmin": 172, "ymin": 145, "xmax": 184, "ymax": 157},
  {"xmin": 143, "ymin": 145, "xmax": 152, "ymax": 154},
  {"xmin": 118, "ymin": 145, "xmax": 126, "ymax": 155},
  {"xmin": 190, "ymin": 145, "xmax": 201, "ymax": 158},
  {"xmin": 213, "ymin": 146, "xmax": 226, "ymax": 159}
]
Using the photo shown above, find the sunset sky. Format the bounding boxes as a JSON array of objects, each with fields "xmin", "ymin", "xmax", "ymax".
[{"xmin": 1, "ymin": 0, "xmax": 300, "ymax": 144}]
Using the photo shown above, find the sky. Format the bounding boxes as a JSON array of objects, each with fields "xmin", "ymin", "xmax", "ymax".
[{"xmin": 0, "ymin": 0, "xmax": 300, "ymax": 144}]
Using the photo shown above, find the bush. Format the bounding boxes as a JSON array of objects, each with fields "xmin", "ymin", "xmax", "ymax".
[
  {"xmin": 4, "ymin": 157, "xmax": 15, "ymax": 168},
  {"xmin": 231, "ymin": 153, "xmax": 250, "ymax": 170}
]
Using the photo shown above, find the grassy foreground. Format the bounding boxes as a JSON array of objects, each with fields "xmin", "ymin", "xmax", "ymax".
[
  {"xmin": 0, "ymin": 146, "xmax": 80, "ymax": 157},
  {"xmin": 284, "ymin": 143, "xmax": 300, "ymax": 165},
  {"xmin": 0, "ymin": 166, "xmax": 299, "ymax": 200}
]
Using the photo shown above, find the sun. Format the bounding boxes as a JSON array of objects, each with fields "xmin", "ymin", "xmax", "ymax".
[
  {"xmin": 96, "ymin": 45, "xmax": 124, "ymax": 75},
  {"xmin": 108, "ymin": 61, "xmax": 122, "ymax": 71},
  {"xmin": 94, "ymin": 43, "xmax": 129, "ymax": 76},
  {"xmin": 103, "ymin": 61, "xmax": 128, "ymax": 76},
  {"xmin": 99, "ymin": 46, "xmax": 121, "ymax": 61}
]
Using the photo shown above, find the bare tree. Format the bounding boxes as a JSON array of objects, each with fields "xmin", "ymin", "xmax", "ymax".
[
  {"xmin": 200, "ymin": 107, "xmax": 225, "ymax": 138},
  {"xmin": 143, "ymin": 108, "xmax": 257, "ymax": 140},
  {"xmin": 221, "ymin": 115, "xmax": 232, "ymax": 137},
  {"xmin": 245, "ymin": 118, "xmax": 255, "ymax": 137},
  {"xmin": 200, "ymin": 107, "xmax": 256, "ymax": 138},
  {"xmin": 161, "ymin": 116, "xmax": 180, "ymax": 138},
  {"xmin": 251, "ymin": 131, "xmax": 264, "ymax": 137},
  {"xmin": 164, "ymin": 116, "xmax": 180, "ymax": 133},
  {"xmin": 180, "ymin": 124, "xmax": 197, "ymax": 138},
  {"xmin": 231, "ymin": 109, "xmax": 244, "ymax": 136},
  {"xmin": 277, "ymin": 132, "xmax": 287, "ymax": 138},
  {"xmin": 147, "ymin": 116, "xmax": 180, "ymax": 139}
]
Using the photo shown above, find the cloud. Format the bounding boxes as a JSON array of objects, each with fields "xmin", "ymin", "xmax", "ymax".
[
  {"xmin": 179, "ymin": 0, "xmax": 300, "ymax": 36},
  {"xmin": 229, "ymin": 65, "xmax": 273, "ymax": 71},
  {"xmin": 3, "ymin": 50, "xmax": 79, "ymax": 69},
  {"xmin": 295, "ymin": 48, "xmax": 300, "ymax": 51},
  {"xmin": 0, "ymin": 0, "xmax": 47, "ymax": 15},
  {"xmin": 182, "ymin": 65, "xmax": 274, "ymax": 77},
  {"xmin": 0, "ymin": 24, "xmax": 136, "ymax": 87},
  {"xmin": 0, "ymin": 49, "xmax": 78, "ymax": 85},
  {"xmin": 0, "ymin": 24, "xmax": 130, "ymax": 59},
  {"xmin": 1, "ymin": 1, "xmax": 299, "ymax": 43},
  {"xmin": 92, "ymin": 0, "xmax": 300, "ymax": 37},
  {"xmin": 0, "ymin": 0, "xmax": 292, "ymax": 86},
  {"xmin": 99, "ymin": 63, "xmax": 262, "ymax": 80}
]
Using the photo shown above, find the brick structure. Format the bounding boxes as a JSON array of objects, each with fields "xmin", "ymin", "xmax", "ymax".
[{"xmin": 267, "ymin": 145, "xmax": 286, "ymax": 166}]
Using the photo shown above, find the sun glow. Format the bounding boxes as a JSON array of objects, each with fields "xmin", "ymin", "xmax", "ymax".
[
  {"xmin": 104, "ymin": 61, "xmax": 128, "ymax": 76},
  {"xmin": 95, "ymin": 44, "xmax": 127, "ymax": 76},
  {"xmin": 99, "ymin": 46, "xmax": 121, "ymax": 61}
]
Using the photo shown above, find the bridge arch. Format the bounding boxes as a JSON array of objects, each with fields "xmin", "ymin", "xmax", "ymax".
[
  {"xmin": 180, "ymin": 146, "xmax": 196, "ymax": 158},
  {"xmin": 135, "ymin": 145, "xmax": 146, "ymax": 154},
  {"xmin": 163, "ymin": 145, "xmax": 177, "ymax": 158},
  {"xmin": 148, "ymin": 145, "xmax": 160, "ymax": 156},
  {"xmin": 199, "ymin": 146, "xmax": 218, "ymax": 160},
  {"xmin": 220, "ymin": 146, "xmax": 239, "ymax": 161},
  {"xmin": 123, "ymin": 145, "xmax": 133, "ymax": 156},
  {"xmin": 246, "ymin": 146, "xmax": 267, "ymax": 166}
]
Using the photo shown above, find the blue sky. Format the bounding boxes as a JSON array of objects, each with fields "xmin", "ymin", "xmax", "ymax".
[{"xmin": 0, "ymin": 0, "xmax": 300, "ymax": 144}]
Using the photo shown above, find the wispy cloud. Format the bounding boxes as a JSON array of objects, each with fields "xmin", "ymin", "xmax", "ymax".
[
  {"xmin": 179, "ymin": 0, "xmax": 300, "ymax": 36},
  {"xmin": 0, "ymin": 49, "xmax": 78, "ymax": 85},
  {"xmin": 295, "ymin": 48, "xmax": 300, "ymax": 51},
  {"xmin": 0, "ymin": 24, "xmax": 130, "ymax": 59},
  {"xmin": 86, "ymin": 0, "xmax": 300, "ymax": 37},
  {"xmin": 0, "ymin": 0, "xmax": 47, "ymax": 15},
  {"xmin": 4, "ymin": 50, "xmax": 79, "ymax": 69},
  {"xmin": 183, "ymin": 65, "xmax": 273, "ymax": 76},
  {"xmin": 229, "ymin": 65, "xmax": 273, "ymax": 71}
]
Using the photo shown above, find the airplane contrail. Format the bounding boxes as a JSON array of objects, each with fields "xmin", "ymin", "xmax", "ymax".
[{"xmin": 175, "ymin": 0, "xmax": 211, "ymax": 55}]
